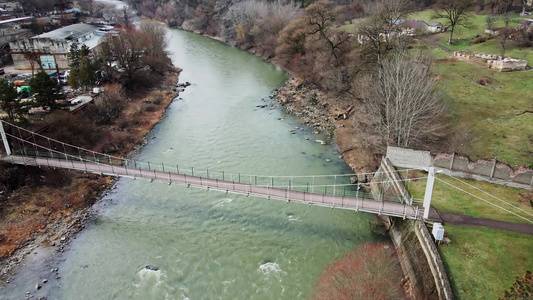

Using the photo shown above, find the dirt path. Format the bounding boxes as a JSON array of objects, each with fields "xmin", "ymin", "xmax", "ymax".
[
  {"xmin": 438, "ymin": 211, "xmax": 533, "ymax": 235},
  {"xmin": 421, "ymin": 35, "xmax": 453, "ymax": 52}
]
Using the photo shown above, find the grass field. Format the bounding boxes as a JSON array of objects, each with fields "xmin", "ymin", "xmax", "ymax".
[
  {"xmin": 434, "ymin": 61, "xmax": 533, "ymax": 168},
  {"xmin": 407, "ymin": 171, "xmax": 533, "ymax": 223},
  {"xmin": 408, "ymin": 10, "xmax": 532, "ymax": 61},
  {"xmin": 343, "ymin": 10, "xmax": 532, "ymax": 60},
  {"xmin": 406, "ymin": 172, "xmax": 533, "ymax": 299},
  {"xmin": 438, "ymin": 226, "xmax": 533, "ymax": 299}
]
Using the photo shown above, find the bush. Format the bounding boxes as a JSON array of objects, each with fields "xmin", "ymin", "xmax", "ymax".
[
  {"xmin": 473, "ymin": 36, "xmax": 487, "ymax": 44},
  {"xmin": 312, "ymin": 242, "xmax": 405, "ymax": 300}
]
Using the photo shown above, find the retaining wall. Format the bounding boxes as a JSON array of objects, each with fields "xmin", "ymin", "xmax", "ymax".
[
  {"xmin": 386, "ymin": 217, "xmax": 454, "ymax": 300},
  {"xmin": 372, "ymin": 158, "xmax": 453, "ymax": 299},
  {"xmin": 434, "ymin": 153, "xmax": 533, "ymax": 189}
]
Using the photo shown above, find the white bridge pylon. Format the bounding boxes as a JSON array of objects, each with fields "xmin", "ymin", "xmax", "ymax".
[{"xmin": 0, "ymin": 120, "xmax": 425, "ymax": 219}]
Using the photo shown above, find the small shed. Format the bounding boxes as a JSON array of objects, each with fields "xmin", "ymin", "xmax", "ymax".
[{"xmin": 428, "ymin": 22, "xmax": 443, "ymax": 33}]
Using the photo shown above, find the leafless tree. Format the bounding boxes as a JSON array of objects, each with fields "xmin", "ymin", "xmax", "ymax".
[
  {"xmin": 486, "ymin": 14, "xmax": 498, "ymax": 30},
  {"xmin": 498, "ymin": 26, "xmax": 514, "ymax": 56},
  {"xmin": 362, "ymin": 52, "xmax": 446, "ymax": 147},
  {"xmin": 357, "ymin": 0, "xmax": 412, "ymax": 65},
  {"xmin": 99, "ymin": 23, "xmax": 170, "ymax": 90},
  {"xmin": 366, "ymin": 0, "xmax": 413, "ymax": 27},
  {"xmin": 433, "ymin": 0, "xmax": 475, "ymax": 45},
  {"xmin": 487, "ymin": 0, "xmax": 502, "ymax": 13}
]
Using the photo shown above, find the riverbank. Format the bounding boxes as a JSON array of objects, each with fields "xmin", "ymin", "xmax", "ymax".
[
  {"xmin": 271, "ymin": 77, "xmax": 382, "ymax": 174},
  {"xmin": 0, "ymin": 67, "xmax": 181, "ymax": 287}
]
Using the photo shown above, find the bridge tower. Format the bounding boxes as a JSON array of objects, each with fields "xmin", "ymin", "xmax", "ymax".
[
  {"xmin": 0, "ymin": 120, "xmax": 11, "ymax": 155},
  {"xmin": 423, "ymin": 167, "xmax": 435, "ymax": 219}
]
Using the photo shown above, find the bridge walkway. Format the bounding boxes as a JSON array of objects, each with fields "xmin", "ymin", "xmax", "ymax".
[{"xmin": 0, "ymin": 155, "xmax": 422, "ymax": 220}]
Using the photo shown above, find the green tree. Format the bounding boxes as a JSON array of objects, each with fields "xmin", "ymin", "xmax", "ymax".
[
  {"xmin": 29, "ymin": 71, "xmax": 64, "ymax": 109},
  {"xmin": 0, "ymin": 79, "xmax": 27, "ymax": 123},
  {"xmin": 68, "ymin": 44, "xmax": 100, "ymax": 90}
]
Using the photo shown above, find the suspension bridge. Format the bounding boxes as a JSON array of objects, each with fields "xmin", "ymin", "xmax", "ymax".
[{"xmin": 0, "ymin": 120, "xmax": 427, "ymax": 220}]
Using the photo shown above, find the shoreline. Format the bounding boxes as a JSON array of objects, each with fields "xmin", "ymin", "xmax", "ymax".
[
  {"xmin": 178, "ymin": 27, "xmax": 381, "ymax": 174},
  {"xmin": 0, "ymin": 67, "xmax": 182, "ymax": 291}
]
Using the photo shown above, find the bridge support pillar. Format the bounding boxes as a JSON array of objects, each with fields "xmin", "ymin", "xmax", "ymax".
[
  {"xmin": 0, "ymin": 121, "xmax": 11, "ymax": 156},
  {"xmin": 423, "ymin": 167, "xmax": 435, "ymax": 219}
]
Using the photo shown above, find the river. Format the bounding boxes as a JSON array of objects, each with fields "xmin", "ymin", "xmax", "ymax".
[{"xmin": 2, "ymin": 29, "xmax": 379, "ymax": 299}]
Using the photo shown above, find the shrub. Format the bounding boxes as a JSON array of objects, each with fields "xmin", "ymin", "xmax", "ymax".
[{"xmin": 312, "ymin": 242, "xmax": 405, "ymax": 300}]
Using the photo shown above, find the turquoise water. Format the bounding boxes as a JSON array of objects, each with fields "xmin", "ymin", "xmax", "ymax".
[{"xmin": 3, "ymin": 29, "xmax": 377, "ymax": 300}]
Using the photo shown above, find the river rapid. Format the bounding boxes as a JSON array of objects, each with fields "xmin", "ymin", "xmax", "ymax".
[{"xmin": 2, "ymin": 28, "xmax": 380, "ymax": 299}]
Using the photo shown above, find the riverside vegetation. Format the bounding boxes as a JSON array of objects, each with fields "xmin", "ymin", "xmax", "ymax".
[
  {"xmin": 0, "ymin": 21, "xmax": 181, "ymax": 283},
  {"xmin": 1, "ymin": 0, "xmax": 532, "ymax": 298},
  {"xmin": 121, "ymin": 0, "xmax": 533, "ymax": 298}
]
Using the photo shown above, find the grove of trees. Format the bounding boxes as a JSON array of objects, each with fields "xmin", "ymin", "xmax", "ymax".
[{"xmin": 99, "ymin": 20, "xmax": 171, "ymax": 90}]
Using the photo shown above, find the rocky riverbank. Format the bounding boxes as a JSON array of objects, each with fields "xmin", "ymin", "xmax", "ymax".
[
  {"xmin": 271, "ymin": 77, "xmax": 382, "ymax": 175},
  {"xmin": 0, "ymin": 67, "xmax": 182, "ymax": 290}
]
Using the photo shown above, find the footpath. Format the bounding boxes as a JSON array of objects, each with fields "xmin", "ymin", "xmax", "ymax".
[{"xmin": 436, "ymin": 211, "xmax": 533, "ymax": 235}]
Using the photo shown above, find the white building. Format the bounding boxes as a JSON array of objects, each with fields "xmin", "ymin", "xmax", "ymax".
[{"xmin": 9, "ymin": 23, "xmax": 105, "ymax": 70}]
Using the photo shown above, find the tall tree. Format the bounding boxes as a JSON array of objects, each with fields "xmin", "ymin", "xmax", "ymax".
[
  {"xmin": 362, "ymin": 52, "xmax": 446, "ymax": 147},
  {"xmin": 67, "ymin": 44, "xmax": 100, "ymax": 90},
  {"xmin": 29, "ymin": 71, "xmax": 64, "ymax": 109},
  {"xmin": 433, "ymin": 0, "xmax": 475, "ymax": 45},
  {"xmin": 498, "ymin": 26, "xmax": 514, "ymax": 56},
  {"xmin": 358, "ymin": 0, "xmax": 412, "ymax": 65},
  {"xmin": 0, "ymin": 79, "xmax": 26, "ymax": 123},
  {"xmin": 99, "ymin": 22, "xmax": 171, "ymax": 90}
]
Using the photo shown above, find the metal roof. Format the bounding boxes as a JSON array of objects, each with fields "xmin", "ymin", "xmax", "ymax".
[
  {"xmin": 34, "ymin": 23, "xmax": 98, "ymax": 41},
  {"xmin": 0, "ymin": 16, "xmax": 33, "ymax": 25}
]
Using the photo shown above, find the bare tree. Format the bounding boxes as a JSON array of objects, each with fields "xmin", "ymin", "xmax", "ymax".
[
  {"xmin": 357, "ymin": 0, "xmax": 412, "ymax": 65},
  {"xmin": 366, "ymin": 0, "xmax": 413, "ymax": 27},
  {"xmin": 486, "ymin": 14, "xmax": 498, "ymax": 30},
  {"xmin": 487, "ymin": 0, "xmax": 502, "ymax": 13},
  {"xmin": 99, "ymin": 23, "xmax": 170, "ymax": 90},
  {"xmin": 362, "ymin": 52, "xmax": 446, "ymax": 147},
  {"xmin": 312, "ymin": 242, "xmax": 405, "ymax": 300},
  {"xmin": 433, "ymin": 0, "xmax": 475, "ymax": 45},
  {"xmin": 498, "ymin": 26, "xmax": 514, "ymax": 56},
  {"xmin": 304, "ymin": 0, "xmax": 353, "ymax": 67}
]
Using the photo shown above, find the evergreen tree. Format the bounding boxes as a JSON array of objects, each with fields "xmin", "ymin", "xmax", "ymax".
[
  {"xmin": 0, "ymin": 79, "xmax": 27, "ymax": 123},
  {"xmin": 67, "ymin": 44, "xmax": 100, "ymax": 90},
  {"xmin": 29, "ymin": 71, "xmax": 64, "ymax": 109}
]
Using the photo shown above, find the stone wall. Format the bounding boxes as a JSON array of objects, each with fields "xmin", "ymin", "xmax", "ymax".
[
  {"xmin": 434, "ymin": 153, "xmax": 533, "ymax": 189},
  {"xmin": 453, "ymin": 50, "xmax": 528, "ymax": 71},
  {"xmin": 373, "ymin": 157, "xmax": 453, "ymax": 299},
  {"xmin": 386, "ymin": 217, "xmax": 454, "ymax": 299}
]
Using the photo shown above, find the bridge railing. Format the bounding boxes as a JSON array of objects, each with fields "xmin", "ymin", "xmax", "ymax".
[{"xmin": 2, "ymin": 120, "xmax": 420, "ymax": 203}]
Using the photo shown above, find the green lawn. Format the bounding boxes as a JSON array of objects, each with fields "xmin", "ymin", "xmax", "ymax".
[
  {"xmin": 343, "ymin": 10, "xmax": 532, "ymax": 60},
  {"xmin": 406, "ymin": 171, "xmax": 533, "ymax": 299},
  {"xmin": 408, "ymin": 10, "xmax": 532, "ymax": 60},
  {"xmin": 433, "ymin": 61, "xmax": 533, "ymax": 168},
  {"xmin": 407, "ymin": 171, "xmax": 533, "ymax": 224},
  {"xmin": 438, "ymin": 226, "xmax": 533, "ymax": 300}
]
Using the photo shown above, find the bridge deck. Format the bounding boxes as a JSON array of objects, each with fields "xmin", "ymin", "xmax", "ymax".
[{"xmin": 0, "ymin": 155, "xmax": 422, "ymax": 219}]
